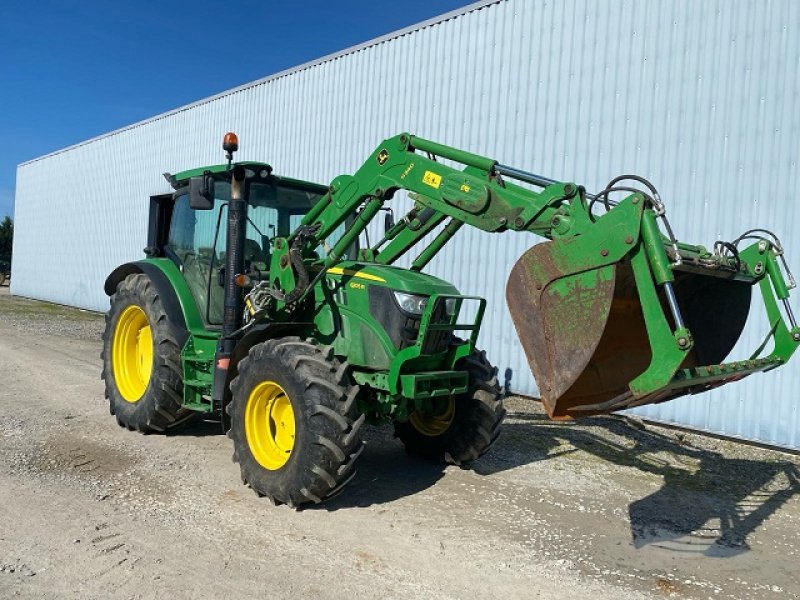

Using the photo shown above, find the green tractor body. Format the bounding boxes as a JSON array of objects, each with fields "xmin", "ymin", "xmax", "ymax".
[
  {"xmin": 101, "ymin": 133, "xmax": 799, "ymax": 507},
  {"xmin": 106, "ymin": 162, "xmax": 482, "ymax": 422}
]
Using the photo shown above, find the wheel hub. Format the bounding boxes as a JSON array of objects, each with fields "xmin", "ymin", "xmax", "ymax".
[
  {"xmin": 245, "ymin": 381, "xmax": 296, "ymax": 470},
  {"xmin": 112, "ymin": 305, "xmax": 153, "ymax": 402},
  {"xmin": 409, "ymin": 396, "xmax": 456, "ymax": 437}
]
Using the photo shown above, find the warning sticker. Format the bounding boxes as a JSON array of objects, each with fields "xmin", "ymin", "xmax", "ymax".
[{"xmin": 422, "ymin": 171, "xmax": 442, "ymax": 189}]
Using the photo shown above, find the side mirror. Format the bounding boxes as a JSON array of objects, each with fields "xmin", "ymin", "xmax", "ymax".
[
  {"xmin": 189, "ymin": 175, "xmax": 215, "ymax": 210},
  {"xmin": 384, "ymin": 210, "xmax": 395, "ymax": 233}
]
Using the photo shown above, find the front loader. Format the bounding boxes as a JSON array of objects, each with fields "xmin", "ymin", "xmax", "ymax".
[{"xmin": 102, "ymin": 132, "xmax": 799, "ymax": 506}]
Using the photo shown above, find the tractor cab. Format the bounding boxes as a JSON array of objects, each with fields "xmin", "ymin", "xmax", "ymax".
[{"xmin": 155, "ymin": 162, "xmax": 330, "ymax": 326}]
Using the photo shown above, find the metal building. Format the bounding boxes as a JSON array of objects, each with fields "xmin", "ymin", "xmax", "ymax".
[{"xmin": 12, "ymin": 0, "xmax": 800, "ymax": 449}]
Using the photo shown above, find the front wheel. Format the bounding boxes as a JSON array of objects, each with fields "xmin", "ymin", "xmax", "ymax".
[
  {"xmin": 227, "ymin": 338, "xmax": 365, "ymax": 507},
  {"xmin": 394, "ymin": 350, "xmax": 506, "ymax": 464}
]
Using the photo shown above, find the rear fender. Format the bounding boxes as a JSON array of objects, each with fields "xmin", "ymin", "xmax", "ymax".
[{"xmin": 104, "ymin": 259, "xmax": 202, "ymax": 347}]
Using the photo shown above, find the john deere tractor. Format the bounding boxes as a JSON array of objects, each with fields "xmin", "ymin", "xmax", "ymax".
[{"xmin": 103, "ymin": 132, "xmax": 799, "ymax": 506}]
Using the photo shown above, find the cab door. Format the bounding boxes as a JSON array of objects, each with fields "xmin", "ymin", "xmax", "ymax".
[{"xmin": 164, "ymin": 184, "xmax": 230, "ymax": 326}]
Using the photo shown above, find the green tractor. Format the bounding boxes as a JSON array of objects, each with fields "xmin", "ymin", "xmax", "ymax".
[{"xmin": 103, "ymin": 132, "xmax": 799, "ymax": 506}]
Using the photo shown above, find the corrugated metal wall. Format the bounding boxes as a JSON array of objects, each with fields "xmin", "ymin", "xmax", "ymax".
[{"xmin": 12, "ymin": 0, "xmax": 800, "ymax": 448}]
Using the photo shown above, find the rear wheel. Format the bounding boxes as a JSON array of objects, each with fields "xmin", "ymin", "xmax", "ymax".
[
  {"xmin": 101, "ymin": 273, "xmax": 187, "ymax": 432},
  {"xmin": 228, "ymin": 337, "xmax": 365, "ymax": 507},
  {"xmin": 395, "ymin": 350, "xmax": 506, "ymax": 464}
]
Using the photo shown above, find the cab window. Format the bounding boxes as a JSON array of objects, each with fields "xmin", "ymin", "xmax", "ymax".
[{"xmin": 166, "ymin": 179, "xmax": 340, "ymax": 326}]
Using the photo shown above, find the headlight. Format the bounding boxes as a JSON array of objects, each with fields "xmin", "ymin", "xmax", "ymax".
[{"xmin": 393, "ymin": 291, "xmax": 428, "ymax": 315}]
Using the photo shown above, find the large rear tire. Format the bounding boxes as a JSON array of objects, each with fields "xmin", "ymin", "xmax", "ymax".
[
  {"xmin": 227, "ymin": 337, "xmax": 365, "ymax": 507},
  {"xmin": 394, "ymin": 350, "xmax": 505, "ymax": 464},
  {"xmin": 101, "ymin": 273, "xmax": 187, "ymax": 433}
]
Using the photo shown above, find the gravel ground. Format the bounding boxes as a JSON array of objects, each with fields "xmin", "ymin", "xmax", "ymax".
[{"xmin": 1, "ymin": 286, "xmax": 799, "ymax": 599}]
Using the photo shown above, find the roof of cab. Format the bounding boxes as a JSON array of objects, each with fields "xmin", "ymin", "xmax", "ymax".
[{"xmin": 168, "ymin": 161, "xmax": 329, "ymax": 194}]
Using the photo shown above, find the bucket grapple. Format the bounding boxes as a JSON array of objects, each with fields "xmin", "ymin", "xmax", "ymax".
[{"xmin": 507, "ymin": 206, "xmax": 796, "ymax": 418}]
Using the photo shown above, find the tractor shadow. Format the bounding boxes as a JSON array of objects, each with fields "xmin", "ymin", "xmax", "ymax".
[
  {"xmin": 316, "ymin": 424, "xmax": 448, "ymax": 511},
  {"xmin": 166, "ymin": 416, "xmax": 224, "ymax": 437},
  {"xmin": 167, "ymin": 400, "xmax": 800, "ymax": 551},
  {"xmin": 475, "ymin": 408, "xmax": 800, "ymax": 556}
]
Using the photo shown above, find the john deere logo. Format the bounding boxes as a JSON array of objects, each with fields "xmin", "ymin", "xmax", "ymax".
[{"xmin": 377, "ymin": 149, "xmax": 389, "ymax": 165}]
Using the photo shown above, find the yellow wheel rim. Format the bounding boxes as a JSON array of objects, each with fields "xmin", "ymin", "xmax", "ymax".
[
  {"xmin": 409, "ymin": 396, "xmax": 456, "ymax": 437},
  {"xmin": 244, "ymin": 381, "xmax": 296, "ymax": 470},
  {"xmin": 112, "ymin": 305, "xmax": 153, "ymax": 403}
]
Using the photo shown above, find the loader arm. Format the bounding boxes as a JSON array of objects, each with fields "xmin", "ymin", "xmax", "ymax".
[
  {"xmin": 268, "ymin": 133, "xmax": 800, "ymax": 418},
  {"xmin": 294, "ymin": 133, "xmax": 586, "ymax": 260}
]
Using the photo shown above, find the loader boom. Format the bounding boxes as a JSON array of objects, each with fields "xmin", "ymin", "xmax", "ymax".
[
  {"xmin": 263, "ymin": 133, "xmax": 799, "ymax": 418},
  {"xmin": 294, "ymin": 134, "xmax": 580, "ymax": 260}
]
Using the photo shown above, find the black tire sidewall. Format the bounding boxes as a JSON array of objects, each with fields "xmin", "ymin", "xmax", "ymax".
[
  {"xmin": 230, "ymin": 351, "xmax": 312, "ymax": 497},
  {"xmin": 395, "ymin": 351, "xmax": 504, "ymax": 462},
  {"xmin": 395, "ymin": 395, "xmax": 475, "ymax": 457},
  {"xmin": 102, "ymin": 274, "xmax": 182, "ymax": 431},
  {"xmin": 229, "ymin": 338, "xmax": 364, "ymax": 506}
]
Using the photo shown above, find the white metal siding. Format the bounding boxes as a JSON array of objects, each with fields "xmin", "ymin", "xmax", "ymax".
[{"xmin": 12, "ymin": 0, "xmax": 800, "ymax": 448}]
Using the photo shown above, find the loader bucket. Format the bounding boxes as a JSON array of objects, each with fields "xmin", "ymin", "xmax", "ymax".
[{"xmin": 506, "ymin": 240, "xmax": 753, "ymax": 419}]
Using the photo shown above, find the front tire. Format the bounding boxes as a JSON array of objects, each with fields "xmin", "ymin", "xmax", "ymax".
[
  {"xmin": 228, "ymin": 337, "xmax": 365, "ymax": 507},
  {"xmin": 101, "ymin": 273, "xmax": 186, "ymax": 432},
  {"xmin": 395, "ymin": 350, "xmax": 506, "ymax": 464}
]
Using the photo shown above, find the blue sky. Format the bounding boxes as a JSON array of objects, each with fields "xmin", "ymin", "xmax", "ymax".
[{"xmin": 0, "ymin": 0, "xmax": 472, "ymax": 218}]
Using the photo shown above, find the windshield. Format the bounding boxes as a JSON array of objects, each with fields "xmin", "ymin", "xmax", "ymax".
[
  {"xmin": 166, "ymin": 179, "xmax": 348, "ymax": 326},
  {"xmin": 247, "ymin": 181, "xmax": 322, "ymax": 237}
]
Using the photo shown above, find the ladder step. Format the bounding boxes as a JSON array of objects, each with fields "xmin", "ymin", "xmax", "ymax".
[
  {"xmin": 183, "ymin": 378, "xmax": 212, "ymax": 388},
  {"xmin": 184, "ymin": 355, "xmax": 212, "ymax": 363}
]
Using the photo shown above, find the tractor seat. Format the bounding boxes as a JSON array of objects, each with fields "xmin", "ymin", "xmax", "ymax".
[
  {"xmin": 244, "ymin": 239, "xmax": 270, "ymax": 274},
  {"xmin": 182, "ymin": 247, "xmax": 224, "ymax": 324}
]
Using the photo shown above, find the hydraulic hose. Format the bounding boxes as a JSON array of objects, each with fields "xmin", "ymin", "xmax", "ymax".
[{"xmin": 266, "ymin": 223, "xmax": 320, "ymax": 305}]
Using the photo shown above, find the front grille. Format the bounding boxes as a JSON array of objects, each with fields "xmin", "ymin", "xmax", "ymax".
[
  {"xmin": 421, "ymin": 300, "xmax": 450, "ymax": 354},
  {"xmin": 369, "ymin": 287, "xmax": 451, "ymax": 353},
  {"xmin": 401, "ymin": 314, "xmax": 421, "ymax": 348}
]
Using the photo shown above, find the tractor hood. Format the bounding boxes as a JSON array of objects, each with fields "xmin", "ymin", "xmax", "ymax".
[{"xmin": 325, "ymin": 262, "xmax": 460, "ymax": 296}]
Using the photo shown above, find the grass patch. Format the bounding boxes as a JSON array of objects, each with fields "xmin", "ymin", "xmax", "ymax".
[{"xmin": 0, "ymin": 292, "xmax": 102, "ymax": 321}]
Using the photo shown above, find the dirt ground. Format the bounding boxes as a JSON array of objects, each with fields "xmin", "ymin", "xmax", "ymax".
[{"xmin": 1, "ymin": 286, "xmax": 799, "ymax": 600}]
